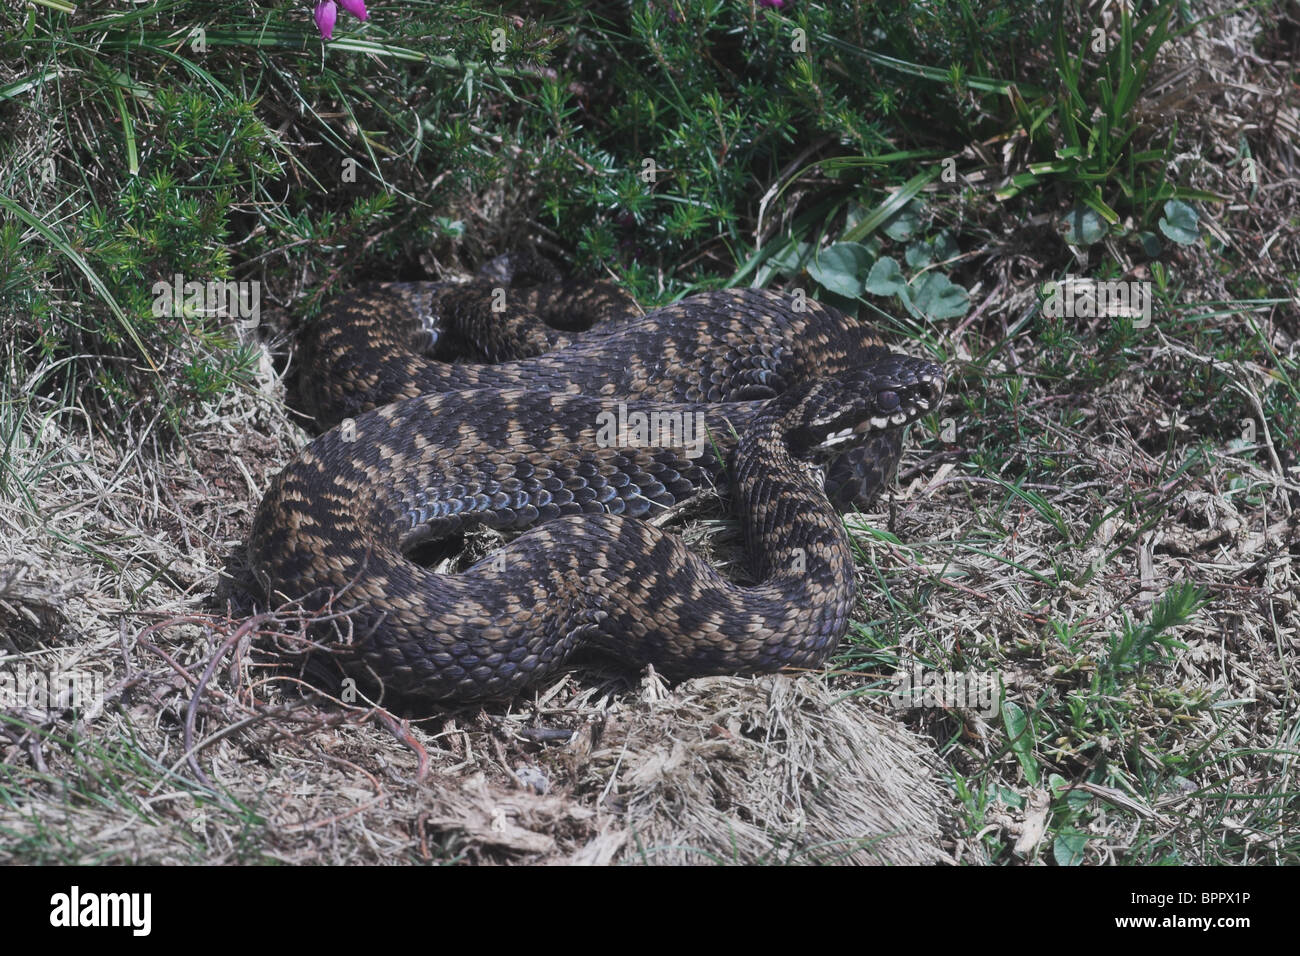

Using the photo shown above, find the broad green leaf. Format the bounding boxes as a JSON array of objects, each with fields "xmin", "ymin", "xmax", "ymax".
[
  {"xmin": 998, "ymin": 786, "xmax": 1025, "ymax": 809},
  {"xmin": 1002, "ymin": 701, "xmax": 1039, "ymax": 786},
  {"xmin": 806, "ymin": 242, "xmax": 872, "ymax": 297},
  {"xmin": 881, "ymin": 200, "xmax": 923, "ymax": 241},
  {"xmin": 864, "ymin": 256, "xmax": 907, "ymax": 296},
  {"xmin": 931, "ymin": 230, "xmax": 959, "ymax": 262},
  {"xmin": 1062, "ymin": 205, "xmax": 1107, "ymax": 245},
  {"xmin": 1136, "ymin": 230, "xmax": 1162, "ymax": 257},
  {"xmin": 904, "ymin": 240, "xmax": 933, "ymax": 269},
  {"xmin": 911, "ymin": 271, "xmax": 970, "ymax": 319},
  {"xmin": 1053, "ymin": 829, "xmax": 1089, "ymax": 866},
  {"xmin": 1158, "ymin": 199, "xmax": 1200, "ymax": 245},
  {"xmin": 1049, "ymin": 773, "xmax": 1092, "ymax": 810}
]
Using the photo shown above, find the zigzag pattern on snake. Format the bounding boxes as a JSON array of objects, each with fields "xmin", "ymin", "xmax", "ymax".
[{"xmin": 250, "ymin": 262, "xmax": 945, "ymax": 704}]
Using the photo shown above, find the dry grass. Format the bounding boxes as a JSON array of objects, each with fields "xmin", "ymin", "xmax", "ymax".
[{"xmin": 0, "ymin": 356, "xmax": 953, "ymax": 864}]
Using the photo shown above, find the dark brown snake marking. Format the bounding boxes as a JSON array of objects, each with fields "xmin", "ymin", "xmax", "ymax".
[{"xmin": 250, "ymin": 269, "xmax": 945, "ymax": 704}]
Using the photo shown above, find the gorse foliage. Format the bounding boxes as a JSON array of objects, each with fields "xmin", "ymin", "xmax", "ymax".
[{"xmin": 2, "ymin": 0, "xmax": 1060, "ymax": 423}]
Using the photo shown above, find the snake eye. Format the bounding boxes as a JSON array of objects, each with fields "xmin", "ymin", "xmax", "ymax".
[{"xmin": 875, "ymin": 390, "xmax": 900, "ymax": 412}]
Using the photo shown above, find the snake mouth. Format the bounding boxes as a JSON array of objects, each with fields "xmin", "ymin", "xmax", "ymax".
[
  {"xmin": 810, "ymin": 365, "xmax": 946, "ymax": 452},
  {"xmin": 819, "ymin": 424, "xmax": 873, "ymax": 448},
  {"xmin": 815, "ymin": 411, "xmax": 917, "ymax": 450}
]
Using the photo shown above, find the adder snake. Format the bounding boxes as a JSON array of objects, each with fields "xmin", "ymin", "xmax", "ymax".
[{"xmin": 249, "ymin": 259, "xmax": 945, "ymax": 704}]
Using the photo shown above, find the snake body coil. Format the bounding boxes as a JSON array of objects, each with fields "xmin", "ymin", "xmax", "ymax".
[{"xmin": 250, "ymin": 272, "xmax": 944, "ymax": 704}]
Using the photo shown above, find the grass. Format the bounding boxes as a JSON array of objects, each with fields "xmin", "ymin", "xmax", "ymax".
[{"xmin": 1, "ymin": 0, "xmax": 1297, "ymax": 864}]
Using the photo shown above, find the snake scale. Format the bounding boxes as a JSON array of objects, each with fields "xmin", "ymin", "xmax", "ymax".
[{"xmin": 249, "ymin": 257, "xmax": 945, "ymax": 704}]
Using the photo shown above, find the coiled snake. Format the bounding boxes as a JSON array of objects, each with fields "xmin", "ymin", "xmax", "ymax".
[{"xmin": 249, "ymin": 259, "xmax": 945, "ymax": 704}]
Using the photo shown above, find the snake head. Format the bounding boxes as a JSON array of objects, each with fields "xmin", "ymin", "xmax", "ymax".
[{"xmin": 783, "ymin": 356, "xmax": 946, "ymax": 456}]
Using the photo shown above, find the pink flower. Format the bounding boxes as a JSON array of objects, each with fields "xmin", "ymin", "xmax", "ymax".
[
  {"xmin": 315, "ymin": 0, "xmax": 369, "ymax": 40},
  {"xmin": 338, "ymin": 0, "xmax": 368, "ymax": 20},
  {"xmin": 314, "ymin": 1, "xmax": 336, "ymax": 39}
]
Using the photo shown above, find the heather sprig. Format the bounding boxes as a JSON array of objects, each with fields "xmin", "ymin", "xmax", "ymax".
[{"xmin": 314, "ymin": 0, "xmax": 368, "ymax": 40}]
